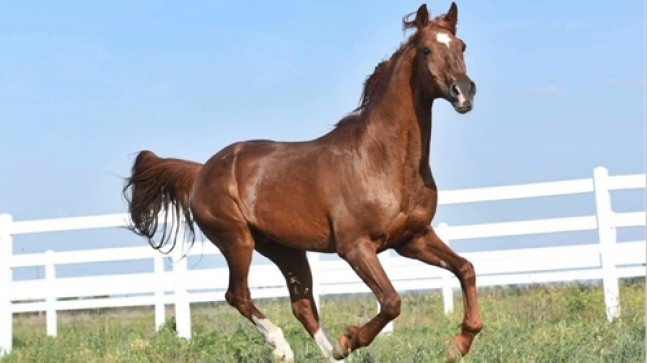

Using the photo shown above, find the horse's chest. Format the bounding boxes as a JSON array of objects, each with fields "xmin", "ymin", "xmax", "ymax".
[{"xmin": 379, "ymin": 188, "xmax": 437, "ymax": 245}]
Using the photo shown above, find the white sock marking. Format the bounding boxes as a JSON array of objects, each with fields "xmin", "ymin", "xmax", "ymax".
[
  {"xmin": 252, "ymin": 316, "xmax": 295, "ymax": 362},
  {"xmin": 313, "ymin": 328, "xmax": 345, "ymax": 362}
]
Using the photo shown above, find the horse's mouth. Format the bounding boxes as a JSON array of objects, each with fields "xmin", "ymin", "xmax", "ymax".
[{"xmin": 452, "ymin": 102, "xmax": 473, "ymax": 114}]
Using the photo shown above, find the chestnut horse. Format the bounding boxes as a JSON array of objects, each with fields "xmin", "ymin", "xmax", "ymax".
[{"xmin": 124, "ymin": 3, "xmax": 482, "ymax": 362}]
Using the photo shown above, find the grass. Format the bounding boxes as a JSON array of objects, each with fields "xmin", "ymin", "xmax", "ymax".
[{"xmin": 3, "ymin": 280, "xmax": 645, "ymax": 362}]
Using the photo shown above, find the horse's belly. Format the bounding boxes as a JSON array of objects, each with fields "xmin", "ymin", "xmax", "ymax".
[{"xmin": 254, "ymin": 216, "xmax": 334, "ymax": 252}]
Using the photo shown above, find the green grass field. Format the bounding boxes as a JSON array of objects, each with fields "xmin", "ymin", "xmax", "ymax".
[{"xmin": 3, "ymin": 280, "xmax": 645, "ymax": 362}]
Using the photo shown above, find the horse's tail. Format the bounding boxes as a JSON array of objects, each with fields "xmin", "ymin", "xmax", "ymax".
[{"xmin": 123, "ymin": 150, "xmax": 203, "ymax": 252}]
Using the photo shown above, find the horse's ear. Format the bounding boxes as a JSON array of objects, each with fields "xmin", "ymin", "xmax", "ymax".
[
  {"xmin": 415, "ymin": 4, "xmax": 430, "ymax": 29},
  {"xmin": 444, "ymin": 2, "xmax": 458, "ymax": 31}
]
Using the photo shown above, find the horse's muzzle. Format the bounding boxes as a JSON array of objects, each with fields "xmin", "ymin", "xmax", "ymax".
[{"xmin": 449, "ymin": 79, "xmax": 476, "ymax": 114}]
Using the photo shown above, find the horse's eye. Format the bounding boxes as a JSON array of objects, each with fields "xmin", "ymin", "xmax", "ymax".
[
  {"xmin": 422, "ymin": 47, "xmax": 431, "ymax": 56},
  {"xmin": 462, "ymin": 43, "xmax": 467, "ymax": 52}
]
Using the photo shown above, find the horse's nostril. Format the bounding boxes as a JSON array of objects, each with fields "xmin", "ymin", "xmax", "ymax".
[
  {"xmin": 450, "ymin": 83, "xmax": 460, "ymax": 98},
  {"xmin": 470, "ymin": 81, "xmax": 477, "ymax": 95}
]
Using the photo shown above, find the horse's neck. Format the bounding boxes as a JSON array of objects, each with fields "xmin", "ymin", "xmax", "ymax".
[{"xmin": 362, "ymin": 49, "xmax": 434, "ymax": 185}]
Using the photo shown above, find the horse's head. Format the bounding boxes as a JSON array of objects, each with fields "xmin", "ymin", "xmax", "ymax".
[{"xmin": 407, "ymin": 3, "xmax": 475, "ymax": 114}]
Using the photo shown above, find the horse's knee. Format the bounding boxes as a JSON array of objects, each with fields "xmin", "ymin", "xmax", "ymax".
[
  {"xmin": 380, "ymin": 293, "xmax": 401, "ymax": 320},
  {"xmin": 457, "ymin": 259, "xmax": 476, "ymax": 284}
]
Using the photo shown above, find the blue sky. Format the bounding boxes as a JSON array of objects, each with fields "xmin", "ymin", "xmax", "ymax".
[{"xmin": 0, "ymin": 1, "xmax": 645, "ymax": 266}]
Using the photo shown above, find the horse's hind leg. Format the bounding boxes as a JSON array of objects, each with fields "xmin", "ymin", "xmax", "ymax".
[
  {"xmin": 200, "ymin": 226, "xmax": 295, "ymax": 362},
  {"xmin": 396, "ymin": 226, "xmax": 482, "ymax": 362},
  {"xmin": 256, "ymin": 241, "xmax": 343, "ymax": 362}
]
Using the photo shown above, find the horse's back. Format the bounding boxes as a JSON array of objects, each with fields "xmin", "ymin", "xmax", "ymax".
[{"xmin": 192, "ymin": 139, "xmax": 335, "ymax": 250}]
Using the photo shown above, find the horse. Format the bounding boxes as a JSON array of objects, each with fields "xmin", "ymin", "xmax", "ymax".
[{"xmin": 123, "ymin": 3, "xmax": 482, "ymax": 362}]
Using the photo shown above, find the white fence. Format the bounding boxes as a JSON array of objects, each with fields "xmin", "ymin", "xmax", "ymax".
[{"xmin": 0, "ymin": 167, "xmax": 645, "ymax": 356}]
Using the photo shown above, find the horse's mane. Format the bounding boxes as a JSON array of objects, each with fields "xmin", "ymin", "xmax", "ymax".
[
  {"xmin": 353, "ymin": 11, "xmax": 456, "ymax": 114},
  {"xmin": 354, "ymin": 45, "xmax": 409, "ymax": 112}
]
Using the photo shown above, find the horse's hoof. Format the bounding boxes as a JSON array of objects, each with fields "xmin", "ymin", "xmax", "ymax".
[
  {"xmin": 272, "ymin": 347, "xmax": 295, "ymax": 363},
  {"xmin": 327, "ymin": 349, "xmax": 345, "ymax": 363},
  {"xmin": 332, "ymin": 335, "xmax": 351, "ymax": 360},
  {"xmin": 445, "ymin": 338, "xmax": 463, "ymax": 363},
  {"xmin": 272, "ymin": 353, "xmax": 294, "ymax": 363}
]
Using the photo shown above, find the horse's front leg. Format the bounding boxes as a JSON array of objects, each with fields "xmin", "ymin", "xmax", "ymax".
[
  {"xmin": 396, "ymin": 226, "xmax": 482, "ymax": 362},
  {"xmin": 333, "ymin": 240, "xmax": 401, "ymax": 359}
]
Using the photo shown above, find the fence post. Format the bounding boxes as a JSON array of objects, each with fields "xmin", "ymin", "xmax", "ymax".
[
  {"xmin": 172, "ymin": 218, "xmax": 191, "ymax": 339},
  {"xmin": 154, "ymin": 255, "xmax": 166, "ymax": 331},
  {"xmin": 307, "ymin": 252, "xmax": 321, "ymax": 312},
  {"xmin": 0, "ymin": 214, "xmax": 13, "ymax": 356},
  {"xmin": 438, "ymin": 223, "xmax": 454, "ymax": 315},
  {"xmin": 593, "ymin": 167, "xmax": 620, "ymax": 321},
  {"xmin": 378, "ymin": 252, "xmax": 394, "ymax": 334},
  {"xmin": 45, "ymin": 250, "xmax": 57, "ymax": 337}
]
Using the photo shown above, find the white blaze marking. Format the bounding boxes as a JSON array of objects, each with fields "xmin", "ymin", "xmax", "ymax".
[
  {"xmin": 252, "ymin": 316, "xmax": 295, "ymax": 362},
  {"xmin": 436, "ymin": 32, "xmax": 452, "ymax": 48}
]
